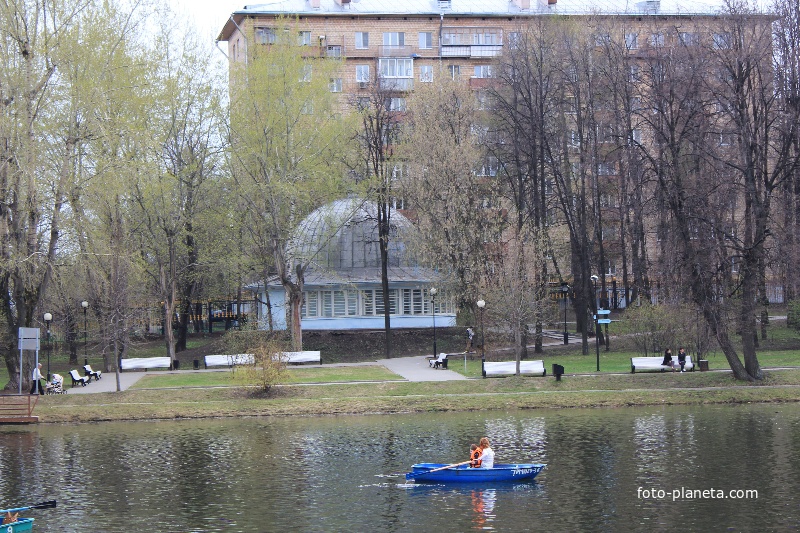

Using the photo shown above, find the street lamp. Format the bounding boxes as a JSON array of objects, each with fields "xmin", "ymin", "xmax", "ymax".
[
  {"xmin": 81, "ymin": 301, "xmax": 89, "ymax": 365},
  {"xmin": 477, "ymin": 299, "xmax": 486, "ymax": 377},
  {"xmin": 590, "ymin": 275, "xmax": 600, "ymax": 372},
  {"xmin": 43, "ymin": 312, "xmax": 52, "ymax": 381},
  {"xmin": 561, "ymin": 282, "xmax": 570, "ymax": 345},
  {"xmin": 430, "ymin": 288, "xmax": 437, "ymax": 358}
]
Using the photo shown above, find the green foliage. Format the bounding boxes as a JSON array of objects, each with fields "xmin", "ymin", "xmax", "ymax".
[
  {"xmin": 621, "ymin": 302, "xmax": 710, "ymax": 356},
  {"xmin": 787, "ymin": 300, "xmax": 800, "ymax": 330},
  {"xmin": 221, "ymin": 327, "xmax": 291, "ymax": 392}
]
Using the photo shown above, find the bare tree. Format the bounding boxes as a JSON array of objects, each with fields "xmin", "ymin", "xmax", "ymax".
[{"xmin": 350, "ymin": 79, "xmax": 405, "ymax": 358}]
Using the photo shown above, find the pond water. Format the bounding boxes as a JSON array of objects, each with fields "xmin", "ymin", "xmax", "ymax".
[{"xmin": 2, "ymin": 403, "xmax": 800, "ymax": 532}]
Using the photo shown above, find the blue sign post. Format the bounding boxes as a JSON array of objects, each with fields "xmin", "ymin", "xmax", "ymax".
[{"xmin": 594, "ymin": 310, "xmax": 610, "ymax": 371}]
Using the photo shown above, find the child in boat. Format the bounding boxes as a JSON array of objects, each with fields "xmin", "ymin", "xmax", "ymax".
[
  {"xmin": 478, "ymin": 437, "xmax": 495, "ymax": 468},
  {"xmin": 469, "ymin": 443, "xmax": 483, "ymax": 467}
]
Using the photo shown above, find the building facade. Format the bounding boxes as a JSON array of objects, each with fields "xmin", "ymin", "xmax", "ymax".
[{"xmin": 220, "ymin": 0, "xmax": 782, "ymax": 332}]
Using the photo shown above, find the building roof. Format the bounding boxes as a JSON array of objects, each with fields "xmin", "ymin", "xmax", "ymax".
[
  {"xmin": 231, "ymin": 0, "xmax": 734, "ymax": 18},
  {"xmin": 267, "ymin": 265, "xmax": 440, "ymax": 288},
  {"xmin": 218, "ymin": 0, "xmax": 771, "ymax": 41}
]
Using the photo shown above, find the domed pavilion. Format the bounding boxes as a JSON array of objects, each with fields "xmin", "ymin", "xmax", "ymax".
[{"xmin": 256, "ymin": 198, "xmax": 455, "ymax": 330}]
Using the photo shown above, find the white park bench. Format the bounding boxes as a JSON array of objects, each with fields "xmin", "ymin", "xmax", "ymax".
[
  {"xmin": 120, "ymin": 357, "xmax": 172, "ymax": 371},
  {"xmin": 204, "ymin": 351, "xmax": 320, "ymax": 368},
  {"xmin": 283, "ymin": 351, "xmax": 321, "ymax": 364},
  {"xmin": 630, "ymin": 356, "xmax": 694, "ymax": 373},
  {"xmin": 204, "ymin": 354, "xmax": 255, "ymax": 368},
  {"xmin": 483, "ymin": 360, "xmax": 546, "ymax": 377}
]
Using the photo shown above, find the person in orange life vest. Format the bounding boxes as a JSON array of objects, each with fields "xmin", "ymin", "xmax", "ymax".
[{"xmin": 469, "ymin": 443, "xmax": 483, "ymax": 467}]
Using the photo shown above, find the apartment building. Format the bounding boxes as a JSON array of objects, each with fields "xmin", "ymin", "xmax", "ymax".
[{"xmin": 218, "ymin": 0, "xmax": 779, "ymax": 328}]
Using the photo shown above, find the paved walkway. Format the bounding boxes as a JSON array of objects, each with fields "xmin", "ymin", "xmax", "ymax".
[{"xmin": 64, "ymin": 354, "xmax": 471, "ymax": 393}]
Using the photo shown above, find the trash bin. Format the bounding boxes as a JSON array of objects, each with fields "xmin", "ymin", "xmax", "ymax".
[
  {"xmin": 552, "ymin": 364, "xmax": 565, "ymax": 381},
  {"xmin": 193, "ymin": 359, "xmax": 200, "ymax": 370},
  {"xmin": 699, "ymin": 359, "xmax": 709, "ymax": 371},
  {"xmin": 173, "ymin": 359, "xmax": 180, "ymax": 370},
  {"xmin": 441, "ymin": 356, "xmax": 448, "ymax": 370}
]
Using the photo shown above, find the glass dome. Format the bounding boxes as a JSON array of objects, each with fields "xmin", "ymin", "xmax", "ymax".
[{"xmin": 288, "ymin": 198, "xmax": 414, "ymax": 270}]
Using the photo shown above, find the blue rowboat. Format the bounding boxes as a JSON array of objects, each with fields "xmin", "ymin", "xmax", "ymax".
[
  {"xmin": 2, "ymin": 517, "xmax": 34, "ymax": 532},
  {"xmin": 1, "ymin": 500, "xmax": 55, "ymax": 532},
  {"xmin": 406, "ymin": 463, "xmax": 545, "ymax": 483}
]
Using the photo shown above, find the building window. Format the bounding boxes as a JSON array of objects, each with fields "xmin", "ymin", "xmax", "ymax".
[
  {"xmin": 625, "ymin": 32, "xmax": 638, "ymax": 49},
  {"xmin": 366, "ymin": 289, "xmax": 398, "ymax": 315},
  {"xmin": 255, "ymin": 27, "xmax": 276, "ymax": 44},
  {"xmin": 355, "ymin": 31, "xmax": 369, "ymax": 49},
  {"xmin": 380, "ymin": 58, "xmax": 413, "ymax": 77},
  {"xmin": 473, "ymin": 65, "xmax": 494, "ymax": 78},
  {"xmin": 473, "ymin": 30, "xmax": 499, "ymax": 45},
  {"xmin": 302, "ymin": 290, "xmax": 358, "ymax": 318},
  {"xmin": 679, "ymin": 32, "xmax": 699, "ymax": 46},
  {"xmin": 383, "ymin": 32, "xmax": 405, "ymax": 47},
  {"xmin": 419, "ymin": 32, "xmax": 432, "ymax": 49},
  {"xmin": 356, "ymin": 97, "xmax": 371, "ymax": 110},
  {"xmin": 441, "ymin": 31, "xmax": 460, "ymax": 45},
  {"xmin": 597, "ymin": 162, "xmax": 615, "ymax": 176},
  {"xmin": 329, "ymin": 78, "xmax": 343, "ymax": 92},
  {"xmin": 569, "ymin": 130, "xmax": 580, "ymax": 147},
  {"xmin": 298, "ymin": 31, "xmax": 311, "ymax": 46},
  {"xmin": 419, "ymin": 65, "xmax": 433, "ymax": 82},
  {"xmin": 300, "ymin": 64, "xmax": 312, "ymax": 82},
  {"xmin": 713, "ymin": 32, "xmax": 732, "ymax": 50},
  {"xmin": 356, "ymin": 64, "xmax": 370, "ymax": 83},
  {"xmin": 385, "ymin": 97, "xmax": 407, "ymax": 112},
  {"xmin": 326, "ymin": 45, "xmax": 342, "ymax": 57},
  {"xmin": 448, "ymin": 65, "xmax": 460, "ymax": 80},
  {"xmin": 631, "ymin": 128, "xmax": 642, "ymax": 144},
  {"xmin": 476, "ymin": 156, "xmax": 498, "ymax": 176},
  {"xmin": 630, "ymin": 96, "xmax": 641, "ymax": 111},
  {"xmin": 595, "ymin": 32, "xmax": 611, "ymax": 46},
  {"xmin": 650, "ymin": 33, "xmax": 664, "ymax": 47},
  {"xmin": 629, "ymin": 65, "xmax": 639, "ymax": 82},
  {"xmin": 597, "ymin": 123, "xmax": 615, "ymax": 143},
  {"xmin": 302, "ymin": 292, "xmax": 318, "ymax": 317}
]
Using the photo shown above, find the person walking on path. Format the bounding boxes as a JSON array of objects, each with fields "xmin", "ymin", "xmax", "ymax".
[
  {"xmin": 466, "ymin": 327, "xmax": 475, "ymax": 352},
  {"xmin": 30, "ymin": 363, "xmax": 44, "ymax": 395}
]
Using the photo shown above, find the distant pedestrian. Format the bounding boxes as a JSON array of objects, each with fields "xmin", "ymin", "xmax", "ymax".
[
  {"xmin": 677, "ymin": 348, "xmax": 687, "ymax": 372},
  {"xmin": 662, "ymin": 349, "xmax": 675, "ymax": 372},
  {"xmin": 466, "ymin": 327, "xmax": 475, "ymax": 352},
  {"xmin": 30, "ymin": 363, "xmax": 44, "ymax": 395}
]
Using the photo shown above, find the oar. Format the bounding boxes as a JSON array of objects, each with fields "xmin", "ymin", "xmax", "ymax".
[
  {"xmin": 0, "ymin": 500, "xmax": 57, "ymax": 514},
  {"xmin": 420, "ymin": 460, "xmax": 472, "ymax": 475}
]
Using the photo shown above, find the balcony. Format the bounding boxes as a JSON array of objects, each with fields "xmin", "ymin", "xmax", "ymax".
[
  {"xmin": 379, "ymin": 45, "xmax": 413, "ymax": 57},
  {"xmin": 441, "ymin": 44, "xmax": 503, "ymax": 58},
  {"xmin": 379, "ymin": 77, "xmax": 414, "ymax": 92}
]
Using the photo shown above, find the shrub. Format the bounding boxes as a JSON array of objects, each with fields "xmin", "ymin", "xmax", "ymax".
[
  {"xmin": 787, "ymin": 300, "xmax": 800, "ymax": 331},
  {"xmin": 221, "ymin": 326, "xmax": 290, "ymax": 393}
]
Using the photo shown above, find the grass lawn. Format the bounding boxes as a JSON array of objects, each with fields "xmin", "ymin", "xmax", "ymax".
[
  {"xmin": 130, "ymin": 365, "xmax": 403, "ymax": 389},
  {"xmin": 29, "ymin": 368, "xmax": 800, "ymax": 423}
]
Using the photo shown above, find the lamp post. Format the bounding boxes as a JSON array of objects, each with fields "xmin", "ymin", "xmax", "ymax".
[
  {"xmin": 43, "ymin": 312, "xmax": 52, "ymax": 381},
  {"xmin": 591, "ymin": 275, "xmax": 600, "ymax": 371},
  {"xmin": 430, "ymin": 288, "xmax": 437, "ymax": 358},
  {"xmin": 81, "ymin": 301, "xmax": 89, "ymax": 365},
  {"xmin": 561, "ymin": 282, "xmax": 569, "ymax": 345},
  {"xmin": 477, "ymin": 299, "xmax": 486, "ymax": 377}
]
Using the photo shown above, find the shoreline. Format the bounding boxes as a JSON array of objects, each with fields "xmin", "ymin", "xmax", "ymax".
[{"xmin": 21, "ymin": 370, "xmax": 800, "ymax": 424}]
